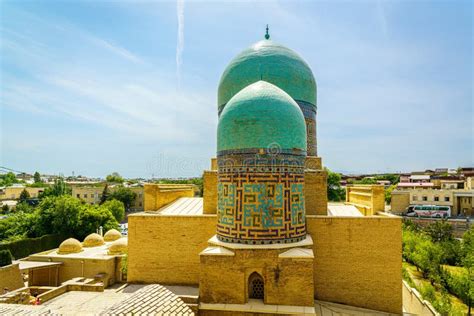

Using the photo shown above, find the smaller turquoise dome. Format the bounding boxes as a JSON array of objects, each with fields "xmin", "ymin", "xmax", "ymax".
[{"xmin": 217, "ymin": 81, "xmax": 306, "ymax": 153}]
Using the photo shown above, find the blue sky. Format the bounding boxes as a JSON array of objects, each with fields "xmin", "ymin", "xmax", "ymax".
[{"xmin": 0, "ymin": 0, "xmax": 472, "ymax": 178}]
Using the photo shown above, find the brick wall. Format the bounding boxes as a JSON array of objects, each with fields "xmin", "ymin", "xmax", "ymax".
[
  {"xmin": 203, "ymin": 171, "xmax": 218, "ymax": 214},
  {"xmin": 307, "ymin": 216, "xmax": 402, "ymax": 314},
  {"xmin": 200, "ymin": 248, "xmax": 314, "ymax": 306},
  {"xmin": 0, "ymin": 263, "xmax": 24, "ymax": 291},
  {"xmin": 346, "ymin": 185, "xmax": 385, "ymax": 215},
  {"xmin": 127, "ymin": 213, "xmax": 216, "ymax": 284},
  {"xmin": 143, "ymin": 184, "xmax": 195, "ymax": 211},
  {"xmin": 305, "ymin": 170, "xmax": 327, "ymax": 215},
  {"xmin": 391, "ymin": 191, "xmax": 410, "ymax": 213}
]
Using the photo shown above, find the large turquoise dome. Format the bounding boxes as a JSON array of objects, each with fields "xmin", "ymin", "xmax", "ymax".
[
  {"xmin": 217, "ymin": 81, "xmax": 306, "ymax": 153},
  {"xmin": 218, "ymin": 39, "xmax": 316, "ymax": 115}
]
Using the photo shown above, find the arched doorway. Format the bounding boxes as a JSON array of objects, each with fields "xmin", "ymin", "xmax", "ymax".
[{"xmin": 248, "ymin": 272, "xmax": 264, "ymax": 300}]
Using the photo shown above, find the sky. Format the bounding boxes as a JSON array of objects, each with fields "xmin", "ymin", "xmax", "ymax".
[{"xmin": 0, "ymin": 0, "xmax": 472, "ymax": 178}]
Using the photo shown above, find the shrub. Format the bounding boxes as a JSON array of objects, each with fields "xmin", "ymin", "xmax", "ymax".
[
  {"xmin": 0, "ymin": 249, "xmax": 13, "ymax": 267},
  {"xmin": 0, "ymin": 234, "xmax": 64, "ymax": 259},
  {"xmin": 420, "ymin": 283, "xmax": 436, "ymax": 301},
  {"xmin": 402, "ymin": 266, "xmax": 416, "ymax": 288},
  {"xmin": 432, "ymin": 291, "xmax": 452, "ymax": 316}
]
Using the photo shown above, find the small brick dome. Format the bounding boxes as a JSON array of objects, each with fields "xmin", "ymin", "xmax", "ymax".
[
  {"xmin": 83, "ymin": 233, "xmax": 105, "ymax": 247},
  {"xmin": 58, "ymin": 238, "xmax": 83, "ymax": 254},
  {"xmin": 108, "ymin": 238, "xmax": 127, "ymax": 255},
  {"xmin": 104, "ymin": 229, "xmax": 122, "ymax": 242}
]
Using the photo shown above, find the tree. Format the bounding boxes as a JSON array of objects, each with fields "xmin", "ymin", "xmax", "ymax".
[
  {"xmin": 34, "ymin": 171, "xmax": 41, "ymax": 183},
  {"xmin": 102, "ymin": 199, "xmax": 125, "ymax": 222},
  {"xmin": 39, "ymin": 178, "xmax": 71, "ymax": 198},
  {"xmin": 109, "ymin": 186, "xmax": 137, "ymax": 211},
  {"xmin": 1, "ymin": 204, "xmax": 9, "ymax": 214},
  {"xmin": 100, "ymin": 184, "xmax": 110, "ymax": 205},
  {"xmin": 425, "ymin": 221, "xmax": 454, "ymax": 243},
  {"xmin": 326, "ymin": 168, "xmax": 345, "ymax": 201},
  {"xmin": 76, "ymin": 206, "xmax": 118, "ymax": 240},
  {"xmin": 106, "ymin": 172, "xmax": 124, "ymax": 183},
  {"xmin": 19, "ymin": 189, "xmax": 30, "ymax": 203},
  {"xmin": 413, "ymin": 239, "xmax": 443, "ymax": 284},
  {"xmin": 385, "ymin": 184, "xmax": 397, "ymax": 204},
  {"xmin": 355, "ymin": 177, "xmax": 378, "ymax": 185},
  {"xmin": 0, "ymin": 172, "xmax": 18, "ymax": 187},
  {"xmin": 463, "ymin": 227, "xmax": 474, "ymax": 266},
  {"xmin": 35, "ymin": 195, "xmax": 83, "ymax": 237}
]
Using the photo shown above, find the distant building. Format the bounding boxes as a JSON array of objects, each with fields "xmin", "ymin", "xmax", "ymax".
[
  {"xmin": 460, "ymin": 167, "xmax": 474, "ymax": 178},
  {"xmin": 409, "ymin": 174, "xmax": 430, "ymax": 183},
  {"xmin": 397, "ymin": 182, "xmax": 434, "ymax": 189},
  {"xmin": 376, "ymin": 180, "xmax": 392, "ymax": 188},
  {"xmin": 391, "ymin": 188, "xmax": 473, "ymax": 217},
  {"xmin": 434, "ymin": 168, "xmax": 448, "ymax": 174},
  {"xmin": 399, "ymin": 173, "xmax": 411, "ymax": 183},
  {"xmin": 0, "ymin": 186, "xmax": 45, "ymax": 200}
]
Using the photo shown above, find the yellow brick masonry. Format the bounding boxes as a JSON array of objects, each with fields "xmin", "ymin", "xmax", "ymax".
[
  {"xmin": 128, "ymin": 213, "xmax": 402, "ymax": 314},
  {"xmin": 0, "ymin": 263, "xmax": 24, "ymax": 291},
  {"xmin": 308, "ymin": 216, "xmax": 402, "ymax": 314},
  {"xmin": 144, "ymin": 184, "xmax": 195, "ymax": 212},
  {"xmin": 200, "ymin": 248, "xmax": 314, "ymax": 306},
  {"xmin": 346, "ymin": 185, "xmax": 385, "ymax": 215},
  {"xmin": 127, "ymin": 213, "xmax": 216, "ymax": 284},
  {"xmin": 103, "ymin": 284, "xmax": 194, "ymax": 315}
]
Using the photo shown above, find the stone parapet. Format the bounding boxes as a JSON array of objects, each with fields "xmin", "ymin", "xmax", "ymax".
[
  {"xmin": 144, "ymin": 183, "xmax": 195, "ymax": 212},
  {"xmin": 345, "ymin": 185, "xmax": 385, "ymax": 216}
]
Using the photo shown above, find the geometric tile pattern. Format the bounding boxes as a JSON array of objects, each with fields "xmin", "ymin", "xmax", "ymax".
[
  {"xmin": 297, "ymin": 100, "xmax": 317, "ymax": 157},
  {"xmin": 217, "ymin": 153, "xmax": 306, "ymax": 244}
]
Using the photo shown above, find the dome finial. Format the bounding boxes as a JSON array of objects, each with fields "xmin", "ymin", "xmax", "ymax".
[{"xmin": 265, "ymin": 24, "xmax": 270, "ymax": 40}]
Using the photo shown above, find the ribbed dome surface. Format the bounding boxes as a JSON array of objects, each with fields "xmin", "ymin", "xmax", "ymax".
[
  {"xmin": 217, "ymin": 81, "xmax": 306, "ymax": 152},
  {"xmin": 58, "ymin": 238, "xmax": 83, "ymax": 254},
  {"xmin": 104, "ymin": 229, "xmax": 122, "ymax": 242},
  {"xmin": 83, "ymin": 233, "xmax": 105, "ymax": 247},
  {"xmin": 108, "ymin": 238, "xmax": 128, "ymax": 255},
  {"xmin": 218, "ymin": 39, "xmax": 316, "ymax": 114}
]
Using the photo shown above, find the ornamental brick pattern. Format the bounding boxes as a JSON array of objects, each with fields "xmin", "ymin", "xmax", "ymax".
[
  {"xmin": 216, "ymin": 153, "xmax": 306, "ymax": 244},
  {"xmin": 102, "ymin": 284, "xmax": 194, "ymax": 315},
  {"xmin": 297, "ymin": 100, "xmax": 317, "ymax": 157}
]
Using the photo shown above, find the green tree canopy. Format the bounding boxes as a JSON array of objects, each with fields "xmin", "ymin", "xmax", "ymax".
[
  {"xmin": 326, "ymin": 168, "xmax": 345, "ymax": 202},
  {"xmin": 106, "ymin": 172, "xmax": 124, "ymax": 183},
  {"xmin": 102, "ymin": 199, "xmax": 125, "ymax": 222},
  {"xmin": 0, "ymin": 172, "xmax": 18, "ymax": 187},
  {"xmin": 39, "ymin": 178, "xmax": 71, "ymax": 198},
  {"xmin": 109, "ymin": 186, "xmax": 136, "ymax": 211},
  {"xmin": 354, "ymin": 177, "xmax": 378, "ymax": 185},
  {"xmin": 385, "ymin": 184, "xmax": 397, "ymax": 204},
  {"xmin": 34, "ymin": 172, "xmax": 41, "ymax": 183},
  {"xmin": 75, "ymin": 205, "xmax": 118, "ymax": 240},
  {"xmin": 100, "ymin": 184, "xmax": 110, "ymax": 205},
  {"xmin": 425, "ymin": 221, "xmax": 454, "ymax": 243},
  {"xmin": 35, "ymin": 195, "xmax": 83, "ymax": 237},
  {"xmin": 19, "ymin": 189, "xmax": 30, "ymax": 203}
]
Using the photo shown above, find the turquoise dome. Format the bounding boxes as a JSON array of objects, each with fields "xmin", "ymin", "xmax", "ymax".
[
  {"xmin": 217, "ymin": 81, "xmax": 306, "ymax": 152},
  {"xmin": 218, "ymin": 39, "xmax": 316, "ymax": 114}
]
